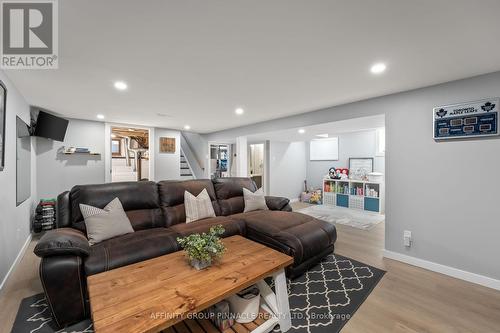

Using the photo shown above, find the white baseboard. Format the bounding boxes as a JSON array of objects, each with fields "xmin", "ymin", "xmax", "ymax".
[
  {"xmin": 383, "ymin": 249, "xmax": 500, "ymax": 291},
  {"xmin": 0, "ymin": 234, "xmax": 32, "ymax": 291}
]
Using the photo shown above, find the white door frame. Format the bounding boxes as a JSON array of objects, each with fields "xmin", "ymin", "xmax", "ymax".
[
  {"xmin": 207, "ymin": 141, "xmax": 233, "ymax": 178},
  {"xmin": 248, "ymin": 141, "xmax": 267, "ymax": 194},
  {"xmin": 105, "ymin": 123, "xmax": 155, "ymax": 183}
]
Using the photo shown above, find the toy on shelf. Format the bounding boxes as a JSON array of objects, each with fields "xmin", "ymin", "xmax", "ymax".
[
  {"xmin": 328, "ymin": 167, "xmax": 337, "ymax": 179},
  {"xmin": 327, "ymin": 167, "xmax": 349, "ymax": 180}
]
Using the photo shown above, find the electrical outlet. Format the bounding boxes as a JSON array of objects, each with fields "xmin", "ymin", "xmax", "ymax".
[{"xmin": 404, "ymin": 230, "xmax": 412, "ymax": 247}]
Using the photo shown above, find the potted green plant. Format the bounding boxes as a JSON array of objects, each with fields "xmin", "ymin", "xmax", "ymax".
[{"xmin": 177, "ymin": 225, "xmax": 226, "ymax": 270}]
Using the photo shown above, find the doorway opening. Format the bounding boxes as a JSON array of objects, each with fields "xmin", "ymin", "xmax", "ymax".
[
  {"xmin": 245, "ymin": 114, "xmax": 386, "ymax": 232},
  {"xmin": 111, "ymin": 127, "xmax": 150, "ymax": 182},
  {"xmin": 209, "ymin": 143, "xmax": 231, "ymax": 179},
  {"xmin": 248, "ymin": 143, "xmax": 265, "ymax": 190}
]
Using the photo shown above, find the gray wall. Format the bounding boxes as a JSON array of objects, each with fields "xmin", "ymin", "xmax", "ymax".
[
  {"xmin": 36, "ymin": 119, "xmax": 105, "ymax": 199},
  {"xmin": 0, "ymin": 70, "xmax": 36, "ymax": 288},
  {"xmin": 181, "ymin": 131, "xmax": 207, "ymax": 178},
  {"xmin": 306, "ymin": 130, "xmax": 385, "ymax": 189},
  {"xmin": 202, "ymin": 71, "xmax": 500, "ymax": 280},
  {"xmin": 35, "ymin": 120, "xmax": 185, "ymax": 197},
  {"xmin": 269, "ymin": 141, "xmax": 306, "ymax": 200},
  {"xmin": 154, "ymin": 128, "xmax": 180, "ymax": 181}
]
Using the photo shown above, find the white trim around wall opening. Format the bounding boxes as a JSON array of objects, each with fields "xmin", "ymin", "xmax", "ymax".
[
  {"xmin": 104, "ymin": 123, "xmax": 155, "ymax": 182},
  {"xmin": 375, "ymin": 127, "xmax": 385, "ymax": 157}
]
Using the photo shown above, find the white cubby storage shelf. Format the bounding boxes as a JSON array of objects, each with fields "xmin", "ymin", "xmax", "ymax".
[{"xmin": 322, "ymin": 178, "xmax": 383, "ymax": 213}]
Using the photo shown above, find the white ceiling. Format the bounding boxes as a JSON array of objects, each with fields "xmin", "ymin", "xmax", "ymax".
[
  {"xmin": 5, "ymin": 0, "xmax": 500, "ymax": 133},
  {"xmin": 247, "ymin": 114, "xmax": 385, "ymax": 142}
]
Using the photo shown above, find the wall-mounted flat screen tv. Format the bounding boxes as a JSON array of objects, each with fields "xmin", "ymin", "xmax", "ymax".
[{"xmin": 33, "ymin": 111, "xmax": 69, "ymax": 141}]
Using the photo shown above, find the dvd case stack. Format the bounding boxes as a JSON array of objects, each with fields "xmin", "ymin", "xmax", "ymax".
[{"xmin": 33, "ymin": 199, "xmax": 56, "ymax": 233}]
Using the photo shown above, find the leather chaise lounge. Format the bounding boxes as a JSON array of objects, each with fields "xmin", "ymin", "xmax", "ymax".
[{"xmin": 34, "ymin": 177, "xmax": 337, "ymax": 328}]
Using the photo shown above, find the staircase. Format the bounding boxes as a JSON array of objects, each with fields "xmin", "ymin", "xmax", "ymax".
[
  {"xmin": 112, "ymin": 159, "xmax": 137, "ymax": 182},
  {"xmin": 180, "ymin": 132, "xmax": 205, "ymax": 179},
  {"xmin": 180, "ymin": 150, "xmax": 194, "ymax": 180}
]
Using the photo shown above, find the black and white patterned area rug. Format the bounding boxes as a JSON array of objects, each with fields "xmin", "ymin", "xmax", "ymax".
[
  {"xmin": 10, "ymin": 295, "xmax": 93, "ymax": 333},
  {"xmin": 11, "ymin": 254, "xmax": 384, "ymax": 333},
  {"xmin": 278, "ymin": 253, "xmax": 385, "ymax": 333}
]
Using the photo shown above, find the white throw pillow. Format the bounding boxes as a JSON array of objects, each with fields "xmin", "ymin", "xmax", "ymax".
[
  {"xmin": 243, "ymin": 188, "xmax": 269, "ymax": 212},
  {"xmin": 79, "ymin": 198, "xmax": 134, "ymax": 245},
  {"xmin": 184, "ymin": 188, "xmax": 216, "ymax": 223}
]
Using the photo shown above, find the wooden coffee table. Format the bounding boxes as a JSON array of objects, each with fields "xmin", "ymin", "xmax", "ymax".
[{"xmin": 87, "ymin": 235, "xmax": 294, "ymax": 333}]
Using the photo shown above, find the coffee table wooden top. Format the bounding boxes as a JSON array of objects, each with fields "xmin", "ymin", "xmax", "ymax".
[{"xmin": 87, "ymin": 235, "xmax": 293, "ymax": 333}]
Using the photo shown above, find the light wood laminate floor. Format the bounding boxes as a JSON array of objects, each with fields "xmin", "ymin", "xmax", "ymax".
[{"xmin": 1, "ymin": 203, "xmax": 499, "ymax": 333}]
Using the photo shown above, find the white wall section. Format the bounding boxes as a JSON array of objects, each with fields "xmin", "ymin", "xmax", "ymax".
[
  {"xmin": 0, "ymin": 70, "xmax": 35, "ymax": 289},
  {"xmin": 203, "ymin": 72, "xmax": 500, "ymax": 281},
  {"xmin": 306, "ymin": 130, "xmax": 385, "ymax": 190},
  {"xmin": 35, "ymin": 119, "xmax": 183, "ymax": 197},
  {"xmin": 235, "ymin": 136, "xmax": 248, "ymax": 177},
  {"xmin": 269, "ymin": 141, "xmax": 306, "ymax": 200},
  {"xmin": 36, "ymin": 119, "xmax": 106, "ymax": 199},
  {"xmin": 154, "ymin": 128, "xmax": 181, "ymax": 181}
]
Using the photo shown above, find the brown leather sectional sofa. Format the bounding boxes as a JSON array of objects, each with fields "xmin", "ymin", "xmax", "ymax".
[{"xmin": 34, "ymin": 177, "xmax": 337, "ymax": 328}]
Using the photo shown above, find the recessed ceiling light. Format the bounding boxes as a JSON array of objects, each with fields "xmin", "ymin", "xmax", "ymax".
[
  {"xmin": 235, "ymin": 108, "xmax": 244, "ymax": 115},
  {"xmin": 96, "ymin": 114, "xmax": 105, "ymax": 120},
  {"xmin": 316, "ymin": 134, "xmax": 329, "ymax": 138},
  {"xmin": 298, "ymin": 129, "xmax": 305, "ymax": 134},
  {"xmin": 370, "ymin": 63, "xmax": 386, "ymax": 74},
  {"xmin": 128, "ymin": 128, "xmax": 133, "ymax": 131},
  {"xmin": 184, "ymin": 125, "xmax": 191, "ymax": 130},
  {"xmin": 114, "ymin": 81, "xmax": 128, "ymax": 91},
  {"xmin": 111, "ymin": 134, "xmax": 116, "ymax": 138}
]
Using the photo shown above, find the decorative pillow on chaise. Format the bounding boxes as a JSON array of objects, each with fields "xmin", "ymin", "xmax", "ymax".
[
  {"xmin": 243, "ymin": 187, "xmax": 269, "ymax": 212},
  {"xmin": 79, "ymin": 198, "xmax": 134, "ymax": 245},
  {"xmin": 184, "ymin": 188, "xmax": 216, "ymax": 223}
]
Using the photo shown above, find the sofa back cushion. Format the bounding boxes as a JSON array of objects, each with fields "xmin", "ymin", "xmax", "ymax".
[
  {"xmin": 158, "ymin": 179, "xmax": 220, "ymax": 226},
  {"xmin": 69, "ymin": 181, "xmax": 163, "ymax": 232},
  {"xmin": 212, "ymin": 177, "xmax": 258, "ymax": 215}
]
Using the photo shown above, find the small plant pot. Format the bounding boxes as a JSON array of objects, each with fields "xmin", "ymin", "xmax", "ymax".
[{"xmin": 190, "ymin": 258, "xmax": 211, "ymax": 270}]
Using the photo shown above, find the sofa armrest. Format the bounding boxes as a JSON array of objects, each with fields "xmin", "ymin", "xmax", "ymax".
[
  {"xmin": 34, "ymin": 228, "xmax": 90, "ymax": 257},
  {"xmin": 56, "ymin": 191, "xmax": 71, "ymax": 228},
  {"xmin": 265, "ymin": 196, "xmax": 291, "ymax": 211}
]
